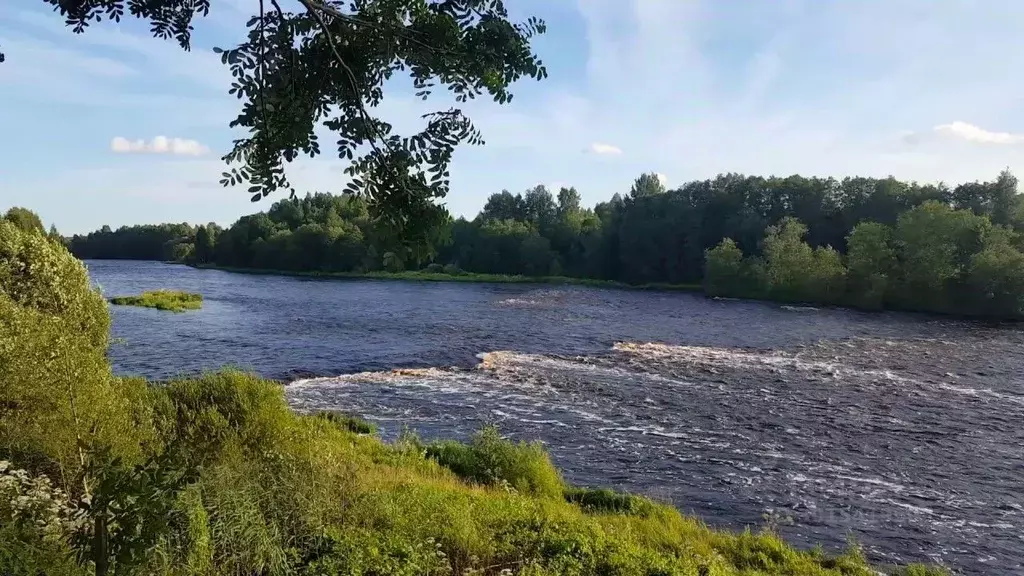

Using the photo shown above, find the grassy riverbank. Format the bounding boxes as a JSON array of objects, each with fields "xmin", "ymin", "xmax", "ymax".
[
  {"xmin": 190, "ymin": 263, "xmax": 704, "ymax": 292},
  {"xmin": 109, "ymin": 289, "xmax": 203, "ymax": 312}
]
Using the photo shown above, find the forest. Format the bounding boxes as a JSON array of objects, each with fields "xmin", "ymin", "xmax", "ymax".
[{"xmin": 66, "ymin": 169, "xmax": 1024, "ymax": 319}]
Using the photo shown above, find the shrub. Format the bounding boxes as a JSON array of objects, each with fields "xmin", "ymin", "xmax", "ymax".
[
  {"xmin": 426, "ymin": 426, "xmax": 564, "ymax": 499},
  {"xmin": 0, "ymin": 461, "xmax": 84, "ymax": 576},
  {"xmin": 382, "ymin": 251, "xmax": 404, "ymax": 272},
  {"xmin": 313, "ymin": 411, "xmax": 378, "ymax": 435},
  {"xmin": 442, "ymin": 263, "xmax": 464, "ymax": 276},
  {"xmin": 2, "ymin": 207, "xmax": 45, "ymax": 235},
  {"xmin": 564, "ymin": 486, "xmax": 656, "ymax": 516},
  {"xmin": 704, "ymin": 238, "xmax": 762, "ymax": 298},
  {"xmin": 0, "ymin": 221, "xmax": 142, "ymax": 483},
  {"xmin": 153, "ymin": 370, "xmax": 294, "ymax": 463},
  {"xmin": 423, "ymin": 262, "xmax": 444, "ymax": 274}
]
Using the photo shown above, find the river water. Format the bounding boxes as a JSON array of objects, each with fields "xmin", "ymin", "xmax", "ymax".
[{"xmin": 88, "ymin": 260, "xmax": 1024, "ymax": 575}]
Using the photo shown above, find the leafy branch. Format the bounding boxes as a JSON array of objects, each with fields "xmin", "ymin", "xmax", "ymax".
[{"xmin": 8, "ymin": 0, "xmax": 548, "ymax": 254}]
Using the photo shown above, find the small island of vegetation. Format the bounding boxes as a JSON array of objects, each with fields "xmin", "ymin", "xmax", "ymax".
[{"xmin": 109, "ymin": 289, "xmax": 203, "ymax": 312}]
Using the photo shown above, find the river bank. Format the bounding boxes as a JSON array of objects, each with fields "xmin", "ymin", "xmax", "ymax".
[{"xmin": 187, "ymin": 263, "xmax": 705, "ymax": 292}]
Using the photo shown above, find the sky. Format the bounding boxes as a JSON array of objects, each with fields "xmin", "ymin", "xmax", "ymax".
[{"xmin": 2, "ymin": 0, "xmax": 1024, "ymax": 234}]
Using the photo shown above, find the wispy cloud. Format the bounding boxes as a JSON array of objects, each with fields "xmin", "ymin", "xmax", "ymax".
[
  {"xmin": 903, "ymin": 121, "xmax": 1024, "ymax": 147},
  {"xmin": 934, "ymin": 121, "xmax": 1024, "ymax": 145},
  {"xmin": 589, "ymin": 142, "xmax": 622, "ymax": 155},
  {"xmin": 111, "ymin": 136, "xmax": 211, "ymax": 156}
]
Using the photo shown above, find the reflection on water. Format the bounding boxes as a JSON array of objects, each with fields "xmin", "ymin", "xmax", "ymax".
[{"xmin": 90, "ymin": 260, "xmax": 1024, "ymax": 575}]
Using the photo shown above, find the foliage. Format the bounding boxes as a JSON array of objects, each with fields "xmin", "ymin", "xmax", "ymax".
[
  {"xmin": 0, "ymin": 221, "xmax": 145, "ymax": 486},
  {"xmin": 704, "ymin": 201, "xmax": 1024, "ymax": 318},
  {"xmin": 704, "ymin": 238, "xmax": 762, "ymax": 298},
  {"xmin": 0, "ymin": 461, "xmax": 86, "ymax": 576},
  {"xmin": 564, "ymin": 486, "xmax": 656, "ymax": 517},
  {"xmin": 3, "ymin": 207, "xmax": 45, "ymax": 235},
  {"xmin": 425, "ymin": 425, "xmax": 564, "ymax": 499},
  {"xmin": 6, "ymin": 0, "xmax": 549, "ymax": 253},
  {"xmin": 61, "ymin": 169, "xmax": 1024, "ymax": 318},
  {"xmin": 845, "ymin": 222, "xmax": 897, "ymax": 310},
  {"xmin": 69, "ymin": 169, "xmax": 1024, "ymax": 318},
  {"xmin": 69, "ymin": 223, "xmax": 196, "ymax": 261},
  {"xmin": 109, "ymin": 290, "xmax": 203, "ymax": 313},
  {"xmin": 313, "ymin": 411, "xmax": 378, "ymax": 435}
]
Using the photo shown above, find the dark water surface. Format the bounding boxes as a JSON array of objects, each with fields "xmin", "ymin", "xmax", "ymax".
[{"xmin": 90, "ymin": 260, "xmax": 1024, "ymax": 575}]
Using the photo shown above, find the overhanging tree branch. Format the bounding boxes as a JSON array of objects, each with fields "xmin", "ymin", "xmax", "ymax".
[{"xmin": 5, "ymin": 0, "xmax": 549, "ymax": 254}]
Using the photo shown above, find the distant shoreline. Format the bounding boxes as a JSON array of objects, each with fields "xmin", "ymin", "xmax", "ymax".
[{"xmin": 187, "ymin": 263, "xmax": 705, "ymax": 293}]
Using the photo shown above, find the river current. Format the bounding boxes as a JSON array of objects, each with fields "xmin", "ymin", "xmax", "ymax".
[{"xmin": 88, "ymin": 260, "xmax": 1024, "ymax": 575}]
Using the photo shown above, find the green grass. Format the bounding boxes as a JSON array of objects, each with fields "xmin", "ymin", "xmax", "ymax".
[
  {"xmin": 109, "ymin": 289, "xmax": 203, "ymax": 312},
  {"xmin": 190, "ymin": 263, "xmax": 704, "ymax": 292}
]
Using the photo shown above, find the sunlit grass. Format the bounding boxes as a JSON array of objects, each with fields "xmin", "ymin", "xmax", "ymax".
[{"xmin": 109, "ymin": 289, "xmax": 203, "ymax": 312}]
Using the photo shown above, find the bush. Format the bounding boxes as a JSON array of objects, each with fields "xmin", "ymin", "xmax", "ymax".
[
  {"xmin": 0, "ymin": 461, "xmax": 85, "ymax": 576},
  {"xmin": 313, "ymin": 411, "xmax": 378, "ymax": 435},
  {"xmin": 382, "ymin": 251, "xmax": 404, "ymax": 272},
  {"xmin": 426, "ymin": 426, "xmax": 564, "ymax": 499},
  {"xmin": 0, "ymin": 221, "xmax": 142, "ymax": 483},
  {"xmin": 564, "ymin": 486, "xmax": 656, "ymax": 516},
  {"xmin": 442, "ymin": 263, "xmax": 464, "ymax": 276},
  {"xmin": 423, "ymin": 262, "xmax": 445, "ymax": 274},
  {"xmin": 704, "ymin": 238, "xmax": 763, "ymax": 298}
]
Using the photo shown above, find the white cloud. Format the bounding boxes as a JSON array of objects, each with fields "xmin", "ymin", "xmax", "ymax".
[
  {"xmin": 111, "ymin": 136, "xmax": 211, "ymax": 156},
  {"xmin": 933, "ymin": 121, "xmax": 1024, "ymax": 145},
  {"xmin": 589, "ymin": 142, "xmax": 622, "ymax": 155}
]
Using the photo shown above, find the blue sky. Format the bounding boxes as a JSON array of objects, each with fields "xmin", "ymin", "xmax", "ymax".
[{"xmin": 2, "ymin": 0, "xmax": 1024, "ymax": 234}]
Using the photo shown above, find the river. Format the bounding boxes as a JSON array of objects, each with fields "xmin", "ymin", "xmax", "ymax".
[{"xmin": 88, "ymin": 259, "xmax": 1024, "ymax": 575}]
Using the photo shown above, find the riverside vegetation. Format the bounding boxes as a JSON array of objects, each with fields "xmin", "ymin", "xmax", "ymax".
[
  {"xmin": 109, "ymin": 290, "xmax": 203, "ymax": 313},
  {"xmin": 0, "ymin": 216, "xmax": 950, "ymax": 576},
  {"xmin": 67, "ymin": 169, "xmax": 1024, "ymax": 318}
]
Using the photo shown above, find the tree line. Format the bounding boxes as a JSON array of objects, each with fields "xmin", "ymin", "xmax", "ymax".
[{"xmin": 64, "ymin": 168, "xmax": 1024, "ymax": 318}]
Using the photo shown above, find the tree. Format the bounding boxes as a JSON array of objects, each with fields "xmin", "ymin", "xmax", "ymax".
[
  {"xmin": 704, "ymin": 238, "xmax": 756, "ymax": 297},
  {"xmin": 762, "ymin": 217, "xmax": 816, "ymax": 300},
  {"xmin": 522, "ymin": 185, "xmax": 557, "ymax": 233},
  {"xmin": 3, "ymin": 207, "xmax": 45, "ymax": 235},
  {"xmin": 556, "ymin": 186, "xmax": 582, "ymax": 217},
  {"xmin": 629, "ymin": 173, "xmax": 666, "ymax": 199},
  {"xmin": 845, "ymin": 221, "xmax": 896, "ymax": 309},
  {"xmin": 4, "ymin": 0, "xmax": 549, "ymax": 254},
  {"xmin": 193, "ymin": 225, "xmax": 215, "ymax": 264},
  {"xmin": 892, "ymin": 201, "xmax": 989, "ymax": 312},
  {"xmin": 480, "ymin": 190, "xmax": 526, "ymax": 222},
  {"xmin": 967, "ymin": 235, "xmax": 1024, "ymax": 317}
]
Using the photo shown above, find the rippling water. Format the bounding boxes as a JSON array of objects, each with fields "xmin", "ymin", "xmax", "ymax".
[{"xmin": 90, "ymin": 260, "xmax": 1024, "ymax": 575}]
